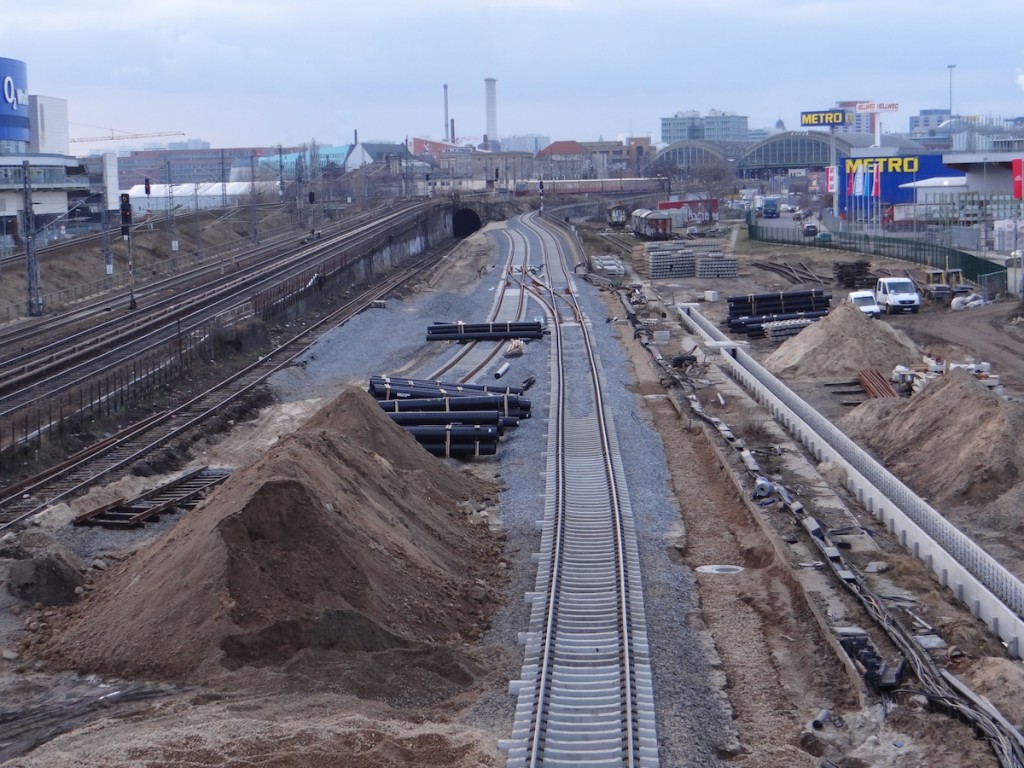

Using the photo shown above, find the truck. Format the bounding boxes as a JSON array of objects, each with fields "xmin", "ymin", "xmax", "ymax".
[
  {"xmin": 847, "ymin": 289, "xmax": 881, "ymax": 318},
  {"xmin": 873, "ymin": 277, "xmax": 920, "ymax": 314},
  {"xmin": 762, "ymin": 197, "xmax": 780, "ymax": 218}
]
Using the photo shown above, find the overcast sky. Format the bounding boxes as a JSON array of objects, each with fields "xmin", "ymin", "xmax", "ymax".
[{"xmin": 7, "ymin": 0, "xmax": 1024, "ymax": 153}]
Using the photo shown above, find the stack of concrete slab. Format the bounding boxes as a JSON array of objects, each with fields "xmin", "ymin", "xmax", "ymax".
[
  {"xmin": 696, "ymin": 251, "xmax": 738, "ymax": 278},
  {"xmin": 762, "ymin": 317, "xmax": 816, "ymax": 342},
  {"xmin": 636, "ymin": 239, "xmax": 732, "ymax": 279}
]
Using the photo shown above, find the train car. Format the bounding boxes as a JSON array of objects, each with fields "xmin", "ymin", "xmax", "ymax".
[
  {"xmin": 631, "ymin": 208, "xmax": 673, "ymax": 241},
  {"xmin": 515, "ymin": 178, "xmax": 660, "ymax": 196},
  {"xmin": 607, "ymin": 203, "xmax": 628, "ymax": 229}
]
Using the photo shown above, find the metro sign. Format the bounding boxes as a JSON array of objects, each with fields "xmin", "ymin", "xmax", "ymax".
[{"xmin": 856, "ymin": 102, "xmax": 900, "ymax": 113}]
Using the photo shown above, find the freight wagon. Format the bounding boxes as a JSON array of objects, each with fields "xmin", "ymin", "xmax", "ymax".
[
  {"xmin": 631, "ymin": 208, "xmax": 673, "ymax": 240},
  {"xmin": 607, "ymin": 204, "xmax": 628, "ymax": 229}
]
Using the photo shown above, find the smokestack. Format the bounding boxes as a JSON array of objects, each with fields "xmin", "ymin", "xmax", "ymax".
[
  {"xmin": 353, "ymin": 128, "xmax": 358, "ymax": 145},
  {"xmin": 450, "ymin": 119, "xmax": 456, "ymax": 144},
  {"xmin": 485, "ymin": 77, "xmax": 497, "ymax": 145},
  {"xmin": 444, "ymin": 84, "xmax": 449, "ymax": 142}
]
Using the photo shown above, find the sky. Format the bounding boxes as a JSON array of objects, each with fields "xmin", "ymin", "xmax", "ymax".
[{"xmin": 6, "ymin": 0, "xmax": 1024, "ymax": 154}]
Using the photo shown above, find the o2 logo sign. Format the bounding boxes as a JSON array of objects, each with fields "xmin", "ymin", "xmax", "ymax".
[{"xmin": 3, "ymin": 75, "xmax": 28, "ymax": 112}]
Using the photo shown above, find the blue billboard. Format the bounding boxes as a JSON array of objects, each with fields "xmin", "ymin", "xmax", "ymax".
[
  {"xmin": 836, "ymin": 154, "xmax": 962, "ymax": 220},
  {"xmin": 0, "ymin": 57, "xmax": 30, "ymax": 143}
]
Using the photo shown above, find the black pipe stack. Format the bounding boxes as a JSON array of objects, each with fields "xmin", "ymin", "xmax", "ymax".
[
  {"xmin": 426, "ymin": 320, "xmax": 545, "ymax": 341},
  {"xmin": 725, "ymin": 289, "xmax": 832, "ymax": 337},
  {"xmin": 368, "ymin": 375, "xmax": 530, "ymax": 458}
]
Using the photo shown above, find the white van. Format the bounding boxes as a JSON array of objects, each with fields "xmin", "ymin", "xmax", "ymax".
[
  {"xmin": 847, "ymin": 289, "xmax": 881, "ymax": 318},
  {"xmin": 874, "ymin": 277, "xmax": 921, "ymax": 314}
]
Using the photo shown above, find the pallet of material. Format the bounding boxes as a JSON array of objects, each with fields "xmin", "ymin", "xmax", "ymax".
[
  {"xmin": 696, "ymin": 253, "xmax": 738, "ymax": 279},
  {"xmin": 640, "ymin": 240, "xmax": 733, "ymax": 280},
  {"xmin": 833, "ymin": 260, "xmax": 872, "ymax": 288},
  {"xmin": 857, "ymin": 369, "xmax": 899, "ymax": 398},
  {"xmin": 762, "ymin": 317, "xmax": 816, "ymax": 342}
]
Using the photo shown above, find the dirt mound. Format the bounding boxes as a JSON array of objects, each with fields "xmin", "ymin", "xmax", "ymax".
[
  {"xmin": 34, "ymin": 387, "xmax": 503, "ymax": 688},
  {"xmin": 764, "ymin": 301, "xmax": 920, "ymax": 378},
  {"xmin": 6, "ymin": 694, "xmax": 502, "ymax": 768},
  {"xmin": 839, "ymin": 368, "xmax": 1024, "ymax": 508}
]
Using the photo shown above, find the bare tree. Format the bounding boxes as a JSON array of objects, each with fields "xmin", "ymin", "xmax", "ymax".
[{"xmin": 683, "ymin": 160, "xmax": 735, "ymax": 212}]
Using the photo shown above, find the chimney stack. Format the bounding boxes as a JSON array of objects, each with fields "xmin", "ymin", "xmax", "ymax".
[{"xmin": 484, "ymin": 78, "xmax": 498, "ymax": 146}]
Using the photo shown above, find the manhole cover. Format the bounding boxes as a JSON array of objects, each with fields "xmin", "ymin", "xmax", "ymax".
[{"xmin": 696, "ymin": 564, "xmax": 745, "ymax": 575}]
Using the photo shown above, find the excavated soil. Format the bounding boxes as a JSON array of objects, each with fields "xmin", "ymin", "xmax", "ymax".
[
  {"xmin": 5, "ymin": 386, "xmax": 508, "ymax": 767},
  {"xmin": 33, "ymin": 387, "xmax": 504, "ymax": 685},
  {"xmin": 764, "ymin": 294, "xmax": 1024, "ymax": 580},
  {"xmin": 763, "ymin": 301, "xmax": 921, "ymax": 379}
]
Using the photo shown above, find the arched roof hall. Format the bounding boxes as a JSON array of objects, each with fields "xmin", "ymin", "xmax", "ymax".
[{"xmin": 654, "ymin": 132, "xmax": 928, "ymax": 176}]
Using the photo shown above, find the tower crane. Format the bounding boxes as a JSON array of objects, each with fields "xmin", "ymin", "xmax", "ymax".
[{"xmin": 70, "ymin": 129, "xmax": 186, "ymax": 143}]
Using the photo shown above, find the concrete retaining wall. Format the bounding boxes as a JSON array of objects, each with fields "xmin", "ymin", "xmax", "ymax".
[{"xmin": 677, "ymin": 303, "xmax": 1023, "ymax": 657}]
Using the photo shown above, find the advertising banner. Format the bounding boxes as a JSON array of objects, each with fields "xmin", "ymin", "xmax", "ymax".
[
  {"xmin": 0, "ymin": 57, "xmax": 30, "ymax": 143},
  {"xmin": 837, "ymin": 155, "xmax": 961, "ymax": 219}
]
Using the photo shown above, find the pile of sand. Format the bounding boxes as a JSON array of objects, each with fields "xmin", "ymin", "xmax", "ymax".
[
  {"xmin": 764, "ymin": 301, "xmax": 921, "ymax": 378},
  {"xmin": 839, "ymin": 368, "xmax": 1024, "ymax": 511},
  {"xmin": 34, "ymin": 387, "xmax": 504, "ymax": 687}
]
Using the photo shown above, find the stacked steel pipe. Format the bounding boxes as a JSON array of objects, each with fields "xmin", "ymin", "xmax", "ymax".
[
  {"xmin": 426, "ymin": 320, "xmax": 545, "ymax": 341},
  {"xmin": 368, "ymin": 375, "xmax": 530, "ymax": 458},
  {"xmin": 725, "ymin": 289, "xmax": 832, "ymax": 338}
]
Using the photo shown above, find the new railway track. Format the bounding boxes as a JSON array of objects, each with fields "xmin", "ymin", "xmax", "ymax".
[{"xmin": 503, "ymin": 212, "xmax": 658, "ymax": 767}]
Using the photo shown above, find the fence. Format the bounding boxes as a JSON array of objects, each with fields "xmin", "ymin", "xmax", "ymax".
[
  {"xmin": 0, "ymin": 258, "xmax": 338, "ymax": 477},
  {"xmin": 749, "ymin": 219, "xmax": 1008, "ymax": 287}
]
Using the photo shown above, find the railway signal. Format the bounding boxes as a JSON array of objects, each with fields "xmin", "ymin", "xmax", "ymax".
[
  {"xmin": 119, "ymin": 193, "xmax": 132, "ymax": 239},
  {"xmin": 119, "ymin": 193, "xmax": 137, "ymax": 309}
]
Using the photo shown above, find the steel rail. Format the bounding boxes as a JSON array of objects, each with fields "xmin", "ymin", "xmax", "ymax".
[
  {"xmin": 0, "ymin": 204, "xmax": 436, "ymax": 452},
  {"xmin": 0, "ymin": 254, "xmax": 438, "ymax": 530},
  {"xmin": 505, "ymin": 212, "xmax": 656, "ymax": 767},
  {"xmin": 426, "ymin": 227, "xmax": 532, "ymax": 383}
]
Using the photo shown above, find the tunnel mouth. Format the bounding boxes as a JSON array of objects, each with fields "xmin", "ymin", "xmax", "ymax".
[{"xmin": 453, "ymin": 208, "xmax": 483, "ymax": 237}]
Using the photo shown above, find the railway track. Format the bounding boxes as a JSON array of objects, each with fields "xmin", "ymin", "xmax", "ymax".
[
  {"xmin": 425, "ymin": 226, "xmax": 533, "ymax": 383},
  {"xmin": 0, "ymin": 202, "xmax": 435, "ymax": 457},
  {"xmin": 503, "ymin": 212, "xmax": 658, "ymax": 767},
  {"xmin": 0, "ymin": 255, "xmax": 436, "ymax": 530}
]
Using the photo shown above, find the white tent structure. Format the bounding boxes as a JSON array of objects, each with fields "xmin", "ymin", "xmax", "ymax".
[{"xmin": 122, "ymin": 181, "xmax": 281, "ymax": 213}]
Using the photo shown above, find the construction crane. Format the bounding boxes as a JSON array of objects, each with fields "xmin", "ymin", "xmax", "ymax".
[{"xmin": 69, "ymin": 130, "xmax": 186, "ymax": 143}]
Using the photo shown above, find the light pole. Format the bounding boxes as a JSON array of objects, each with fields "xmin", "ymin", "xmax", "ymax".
[{"xmin": 947, "ymin": 64, "xmax": 956, "ymax": 120}]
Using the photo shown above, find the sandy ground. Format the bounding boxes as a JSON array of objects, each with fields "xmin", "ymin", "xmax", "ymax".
[{"xmin": 2, "ymin": 219, "xmax": 1023, "ymax": 766}]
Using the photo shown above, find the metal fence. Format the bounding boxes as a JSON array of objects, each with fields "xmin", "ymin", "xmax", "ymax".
[
  {"xmin": 979, "ymin": 271, "xmax": 1008, "ymax": 301},
  {"xmin": 749, "ymin": 220, "xmax": 1008, "ymax": 287}
]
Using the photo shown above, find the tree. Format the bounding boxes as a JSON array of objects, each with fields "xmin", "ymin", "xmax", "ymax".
[{"xmin": 684, "ymin": 160, "xmax": 735, "ymax": 212}]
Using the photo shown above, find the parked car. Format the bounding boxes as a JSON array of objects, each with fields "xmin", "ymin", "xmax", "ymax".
[
  {"xmin": 801, "ymin": 223, "xmax": 818, "ymax": 237},
  {"xmin": 815, "ymin": 232, "xmax": 832, "ymax": 244},
  {"xmin": 792, "ymin": 211, "xmax": 802, "ymax": 221}
]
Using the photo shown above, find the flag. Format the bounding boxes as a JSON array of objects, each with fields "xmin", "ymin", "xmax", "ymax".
[
  {"xmin": 847, "ymin": 169, "xmax": 855, "ymax": 196},
  {"xmin": 872, "ymin": 162, "xmax": 881, "ymax": 197},
  {"xmin": 1013, "ymin": 158, "xmax": 1023, "ymax": 200},
  {"xmin": 853, "ymin": 167, "xmax": 865, "ymax": 197}
]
